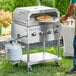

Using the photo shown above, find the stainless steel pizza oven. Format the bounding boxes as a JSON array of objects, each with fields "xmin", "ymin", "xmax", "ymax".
[
  {"xmin": 11, "ymin": 6, "xmax": 61, "ymax": 44},
  {"xmin": 11, "ymin": 6, "xmax": 62, "ymax": 71}
]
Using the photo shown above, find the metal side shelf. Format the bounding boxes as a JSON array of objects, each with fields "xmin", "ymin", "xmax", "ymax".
[
  {"xmin": 21, "ymin": 52, "xmax": 62, "ymax": 65},
  {"xmin": 21, "ymin": 51, "xmax": 62, "ymax": 71}
]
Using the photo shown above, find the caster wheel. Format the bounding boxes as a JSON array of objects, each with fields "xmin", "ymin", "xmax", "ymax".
[
  {"xmin": 27, "ymin": 66, "xmax": 32, "ymax": 72},
  {"xmin": 55, "ymin": 61, "xmax": 60, "ymax": 67},
  {"xmin": 14, "ymin": 63, "xmax": 18, "ymax": 67}
]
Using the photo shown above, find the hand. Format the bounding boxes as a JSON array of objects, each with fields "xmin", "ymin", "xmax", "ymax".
[
  {"xmin": 60, "ymin": 15, "xmax": 68, "ymax": 21},
  {"xmin": 60, "ymin": 15, "xmax": 68, "ymax": 25}
]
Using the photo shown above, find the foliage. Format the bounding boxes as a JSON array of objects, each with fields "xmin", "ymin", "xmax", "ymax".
[
  {"xmin": 14, "ymin": 0, "xmax": 39, "ymax": 8},
  {"xmin": 55, "ymin": 0, "xmax": 70, "ymax": 16},
  {"xmin": 0, "ymin": 0, "xmax": 14, "ymax": 11},
  {"xmin": 0, "ymin": 0, "xmax": 70, "ymax": 16},
  {"xmin": 42, "ymin": 0, "xmax": 55, "ymax": 7},
  {"xmin": 0, "ymin": 10, "xmax": 12, "ymax": 28}
]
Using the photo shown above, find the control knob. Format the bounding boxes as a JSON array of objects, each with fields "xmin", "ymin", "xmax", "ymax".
[
  {"xmin": 56, "ymin": 25, "xmax": 59, "ymax": 28},
  {"xmin": 47, "ymin": 30, "xmax": 51, "ymax": 34},
  {"xmin": 54, "ymin": 30, "xmax": 58, "ymax": 34},
  {"xmin": 32, "ymin": 32, "xmax": 37, "ymax": 36},
  {"xmin": 39, "ymin": 31, "xmax": 44, "ymax": 35}
]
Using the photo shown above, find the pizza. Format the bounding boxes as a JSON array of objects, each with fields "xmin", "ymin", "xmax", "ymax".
[{"xmin": 37, "ymin": 16, "xmax": 53, "ymax": 21}]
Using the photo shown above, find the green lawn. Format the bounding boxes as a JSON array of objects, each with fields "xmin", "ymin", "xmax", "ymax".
[{"xmin": 0, "ymin": 47, "xmax": 75, "ymax": 76}]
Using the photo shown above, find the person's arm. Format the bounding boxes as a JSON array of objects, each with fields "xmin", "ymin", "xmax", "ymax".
[
  {"xmin": 61, "ymin": 3, "xmax": 76, "ymax": 20},
  {"xmin": 66, "ymin": 4, "xmax": 76, "ymax": 17}
]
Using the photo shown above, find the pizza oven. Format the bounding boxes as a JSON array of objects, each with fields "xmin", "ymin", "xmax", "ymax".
[{"xmin": 11, "ymin": 6, "xmax": 61, "ymax": 44}]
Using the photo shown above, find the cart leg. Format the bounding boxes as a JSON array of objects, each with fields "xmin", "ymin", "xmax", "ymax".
[
  {"xmin": 26, "ymin": 44, "xmax": 32, "ymax": 71},
  {"xmin": 55, "ymin": 61, "xmax": 60, "ymax": 67},
  {"xmin": 43, "ymin": 34, "xmax": 46, "ymax": 59},
  {"xmin": 57, "ymin": 39, "xmax": 60, "ymax": 57},
  {"xmin": 27, "ymin": 65, "xmax": 32, "ymax": 72},
  {"xmin": 14, "ymin": 63, "xmax": 18, "ymax": 67},
  {"xmin": 54, "ymin": 39, "xmax": 60, "ymax": 67}
]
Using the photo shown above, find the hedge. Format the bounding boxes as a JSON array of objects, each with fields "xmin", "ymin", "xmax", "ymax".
[
  {"xmin": 14, "ymin": 0, "xmax": 39, "ymax": 8},
  {"xmin": 0, "ymin": 0, "xmax": 14, "ymax": 11},
  {"xmin": 14, "ymin": 0, "xmax": 55, "ymax": 8},
  {"xmin": 39, "ymin": 0, "xmax": 70, "ymax": 16},
  {"xmin": 55, "ymin": 0, "xmax": 70, "ymax": 16},
  {"xmin": 0, "ymin": 0, "xmax": 39, "ymax": 11},
  {"xmin": 42, "ymin": 0, "xmax": 55, "ymax": 7},
  {"xmin": 0, "ymin": 0, "xmax": 70, "ymax": 16}
]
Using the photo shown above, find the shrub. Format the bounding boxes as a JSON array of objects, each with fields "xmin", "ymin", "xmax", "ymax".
[
  {"xmin": 42, "ymin": 0, "xmax": 55, "ymax": 7},
  {"xmin": 55, "ymin": 0, "xmax": 70, "ymax": 16},
  {"xmin": 0, "ymin": 0, "xmax": 14, "ymax": 11},
  {"xmin": 14, "ymin": 0, "xmax": 39, "ymax": 8}
]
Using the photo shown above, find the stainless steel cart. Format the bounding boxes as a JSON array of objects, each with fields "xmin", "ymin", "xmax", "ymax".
[
  {"xmin": 21, "ymin": 38, "xmax": 61, "ymax": 71},
  {"xmin": 12, "ymin": 6, "xmax": 62, "ymax": 71}
]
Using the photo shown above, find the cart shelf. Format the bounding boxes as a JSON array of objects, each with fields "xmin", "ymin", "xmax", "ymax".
[{"xmin": 21, "ymin": 52, "xmax": 62, "ymax": 65}]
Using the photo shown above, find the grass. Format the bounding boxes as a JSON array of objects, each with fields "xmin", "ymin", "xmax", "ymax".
[{"xmin": 0, "ymin": 46, "xmax": 76, "ymax": 76}]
